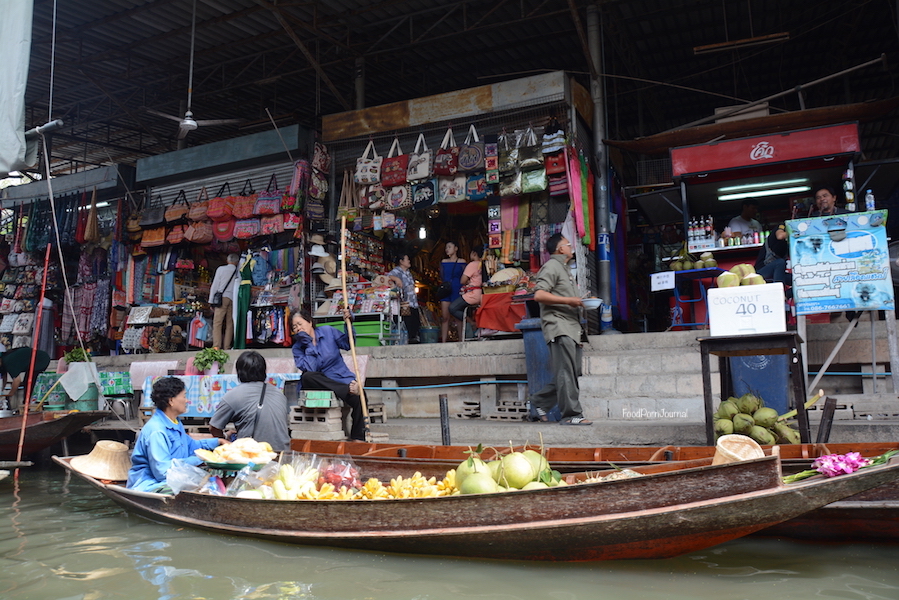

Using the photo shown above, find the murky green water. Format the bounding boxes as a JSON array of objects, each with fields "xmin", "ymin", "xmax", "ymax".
[{"xmin": 2, "ymin": 464, "xmax": 899, "ymax": 600}]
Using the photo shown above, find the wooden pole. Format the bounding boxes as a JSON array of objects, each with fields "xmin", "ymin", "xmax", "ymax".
[{"xmin": 340, "ymin": 216, "xmax": 372, "ymax": 442}]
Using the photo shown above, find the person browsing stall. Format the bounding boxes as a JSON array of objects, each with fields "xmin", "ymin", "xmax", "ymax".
[
  {"xmin": 727, "ymin": 199, "xmax": 761, "ymax": 234},
  {"xmin": 439, "ymin": 241, "xmax": 467, "ymax": 343},
  {"xmin": 449, "ymin": 245, "xmax": 485, "ymax": 337},
  {"xmin": 208, "ymin": 253, "xmax": 239, "ymax": 349},
  {"xmin": 209, "ymin": 351, "xmax": 290, "ymax": 451},
  {"xmin": 0, "ymin": 346, "xmax": 51, "ymax": 408},
  {"xmin": 388, "ymin": 253, "xmax": 421, "ymax": 344},
  {"xmin": 127, "ymin": 377, "xmax": 228, "ymax": 492},
  {"xmin": 291, "ymin": 308, "xmax": 366, "ymax": 441},
  {"xmin": 528, "ymin": 234, "xmax": 592, "ymax": 426}
]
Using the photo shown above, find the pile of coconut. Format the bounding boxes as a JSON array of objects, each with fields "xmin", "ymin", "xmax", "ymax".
[{"xmin": 716, "ymin": 263, "xmax": 765, "ymax": 287}]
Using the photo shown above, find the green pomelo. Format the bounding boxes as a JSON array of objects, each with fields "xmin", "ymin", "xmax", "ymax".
[
  {"xmin": 522, "ymin": 450, "xmax": 550, "ymax": 476},
  {"xmin": 500, "ymin": 452, "xmax": 537, "ymax": 489},
  {"xmin": 459, "ymin": 471, "xmax": 499, "ymax": 495},
  {"xmin": 521, "ymin": 481, "xmax": 549, "ymax": 490},
  {"xmin": 487, "ymin": 460, "xmax": 503, "ymax": 483},
  {"xmin": 455, "ymin": 456, "xmax": 488, "ymax": 488}
]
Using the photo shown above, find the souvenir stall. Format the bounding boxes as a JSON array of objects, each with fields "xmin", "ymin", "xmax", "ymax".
[{"xmin": 320, "ymin": 71, "xmax": 600, "ymax": 340}]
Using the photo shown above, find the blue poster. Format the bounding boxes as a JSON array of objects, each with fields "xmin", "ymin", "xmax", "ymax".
[{"xmin": 787, "ymin": 210, "xmax": 894, "ymax": 315}]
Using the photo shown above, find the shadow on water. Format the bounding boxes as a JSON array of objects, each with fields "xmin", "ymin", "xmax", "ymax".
[{"xmin": 2, "ymin": 462, "xmax": 899, "ymax": 600}]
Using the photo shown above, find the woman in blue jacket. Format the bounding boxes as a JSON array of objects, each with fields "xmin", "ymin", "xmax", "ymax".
[{"xmin": 291, "ymin": 308, "xmax": 364, "ymax": 441}]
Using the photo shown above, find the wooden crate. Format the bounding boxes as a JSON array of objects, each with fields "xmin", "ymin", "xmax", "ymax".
[{"xmin": 368, "ymin": 402, "xmax": 386, "ymax": 423}]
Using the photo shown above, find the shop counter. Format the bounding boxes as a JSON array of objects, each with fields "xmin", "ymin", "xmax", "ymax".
[
  {"xmin": 140, "ymin": 373, "xmax": 302, "ymax": 418},
  {"xmin": 476, "ymin": 292, "xmax": 530, "ymax": 333}
]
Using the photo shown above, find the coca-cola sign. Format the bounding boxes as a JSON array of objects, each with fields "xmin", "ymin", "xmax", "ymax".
[
  {"xmin": 671, "ymin": 123, "xmax": 860, "ymax": 177},
  {"xmin": 749, "ymin": 141, "xmax": 775, "ymax": 161}
]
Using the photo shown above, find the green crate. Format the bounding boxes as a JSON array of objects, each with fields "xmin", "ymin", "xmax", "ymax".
[
  {"xmin": 300, "ymin": 391, "xmax": 337, "ymax": 407},
  {"xmin": 320, "ymin": 319, "xmax": 390, "ymax": 346}
]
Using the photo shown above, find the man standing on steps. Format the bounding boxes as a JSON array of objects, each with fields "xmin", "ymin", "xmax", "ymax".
[
  {"xmin": 529, "ymin": 233, "xmax": 592, "ymax": 426},
  {"xmin": 208, "ymin": 253, "xmax": 239, "ymax": 349}
]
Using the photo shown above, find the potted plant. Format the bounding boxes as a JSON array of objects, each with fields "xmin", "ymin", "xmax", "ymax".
[
  {"xmin": 194, "ymin": 347, "xmax": 230, "ymax": 375},
  {"xmin": 63, "ymin": 347, "xmax": 91, "ymax": 364}
]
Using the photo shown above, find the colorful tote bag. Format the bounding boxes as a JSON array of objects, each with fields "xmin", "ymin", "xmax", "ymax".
[
  {"xmin": 438, "ymin": 175, "xmax": 466, "ymax": 203},
  {"xmin": 457, "ymin": 124, "xmax": 485, "ymax": 173},
  {"xmin": 406, "ymin": 133, "xmax": 432, "ymax": 182},
  {"xmin": 412, "ymin": 179, "xmax": 438, "ymax": 210},
  {"xmin": 433, "ymin": 128, "xmax": 459, "ymax": 176},
  {"xmin": 206, "ymin": 182, "xmax": 234, "ymax": 222},
  {"xmin": 380, "ymin": 138, "xmax": 409, "ymax": 188},
  {"xmin": 231, "ymin": 180, "xmax": 257, "ymax": 219},
  {"xmin": 354, "ymin": 140, "xmax": 382, "ymax": 184}
]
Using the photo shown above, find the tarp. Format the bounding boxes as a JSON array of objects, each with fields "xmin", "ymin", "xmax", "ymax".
[{"xmin": 0, "ymin": 0, "xmax": 35, "ymax": 177}]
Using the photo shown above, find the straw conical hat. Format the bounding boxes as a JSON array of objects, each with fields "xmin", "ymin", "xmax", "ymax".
[{"xmin": 70, "ymin": 440, "xmax": 132, "ymax": 481}]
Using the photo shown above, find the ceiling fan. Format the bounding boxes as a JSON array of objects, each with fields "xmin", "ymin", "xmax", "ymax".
[{"xmin": 143, "ymin": 0, "xmax": 240, "ymax": 140}]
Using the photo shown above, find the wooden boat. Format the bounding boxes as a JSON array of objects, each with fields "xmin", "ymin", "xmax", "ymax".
[
  {"xmin": 0, "ymin": 411, "xmax": 110, "ymax": 459},
  {"xmin": 53, "ymin": 452, "xmax": 899, "ymax": 561},
  {"xmin": 289, "ymin": 438, "xmax": 899, "ymax": 542}
]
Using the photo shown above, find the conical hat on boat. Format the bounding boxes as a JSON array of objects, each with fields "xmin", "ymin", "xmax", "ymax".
[{"xmin": 70, "ymin": 440, "xmax": 131, "ymax": 481}]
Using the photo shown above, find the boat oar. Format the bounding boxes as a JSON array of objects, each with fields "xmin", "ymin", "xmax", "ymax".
[{"xmin": 340, "ymin": 215, "xmax": 372, "ymax": 442}]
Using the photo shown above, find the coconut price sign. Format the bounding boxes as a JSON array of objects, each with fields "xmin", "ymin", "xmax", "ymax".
[
  {"xmin": 707, "ymin": 265, "xmax": 786, "ymax": 337},
  {"xmin": 786, "ymin": 210, "xmax": 894, "ymax": 315}
]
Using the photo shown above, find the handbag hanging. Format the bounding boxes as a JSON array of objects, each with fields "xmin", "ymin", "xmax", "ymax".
[
  {"xmin": 206, "ymin": 182, "xmax": 234, "ymax": 222},
  {"xmin": 231, "ymin": 179, "xmax": 257, "ymax": 219},
  {"xmin": 385, "ymin": 183, "xmax": 412, "ymax": 211},
  {"xmin": 518, "ymin": 126, "xmax": 544, "ymax": 171},
  {"xmin": 521, "ymin": 168, "xmax": 547, "ymax": 194},
  {"xmin": 166, "ymin": 223, "xmax": 187, "ymax": 245},
  {"xmin": 545, "ymin": 151, "xmax": 566, "ymax": 175},
  {"xmin": 312, "ymin": 141, "xmax": 331, "ymax": 173},
  {"xmin": 406, "ymin": 133, "xmax": 432, "ymax": 182},
  {"xmin": 380, "ymin": 137, "xmax": 409, "ymax": 188},
  {"xmin": 354, "ymin": 140, "xmax": 382, "ymax": 185},
  {"xmin": 465, "ymin": 173, "xmax": 488, "ymax": 201},
  {"xmin": 234, "ymin": 218, "xmax": 261, "ymax": 239},
  {"xmin": 412, "ymin": 179, "xmax": 438, "ymax": 210},
  {"xmin": 185, "ymin": 220, "xmax": 214, "ymax": 244},
  {"xmin": 499, "ymin": 171, "xmax": 522, "ymax": 197},
  {"xmin": 188, "ymin": 187, "xmax": 210, "ymax": 221},
  {"xmin": 457, "ymin": 124, "xmax": 485, "ymax": 173},
  {"xmin": 438, "ymin": 174, "xmax": 466, "ymax": 203},
  {"xmin": 212, "ymin": 218, "xmax": 236, "ymax": 242},
  {"xmin": 289, "ymin": 159, "xmax": 311, "ymax": 212},
  {"xmin": 140, "ymin": 195, "xmax": 166, "ymax": 229},
  {"xmin": 164, "ymin": 190, "xmax": 191, "ymax": 224},
  {"xmin": 260, "ymin": 214, "xmax": 285, "ymax": 235},
  {"xmin": 309, "ymin": 170, "xmax": 328, "ymax": 200},
  {"xmin": 433, "ymin": 127, "xmax": 459, "ymax": 176},
  {"xmin": 254, "ymin": 174, "xmax": 283, "ymax": 215},
  {"xmin": 337, "ymin": 170, "xmax": 359, "ymax": 221},
  {"xmin": 498, "ymin": 129, "xmax": 519, "ymax": 175},
  {"xmin": 83, "ymin": 187, "xmax": 101, "ymax": 244},
  {"xmin": 74, "ymin": 191, "xmax": 88, "ymax": 243},
  {"xmin": 141, "ymin": 226, "xmax": 167, "ymax": 247}
]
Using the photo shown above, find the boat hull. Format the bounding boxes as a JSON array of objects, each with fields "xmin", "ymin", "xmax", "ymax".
[
  {"xmin": 53, "ymin": 454, "xmax": 899, "ymax": 561},
  {"xmin": 0, "ymin": 411, "xmax": 109, "ymax": 459}
]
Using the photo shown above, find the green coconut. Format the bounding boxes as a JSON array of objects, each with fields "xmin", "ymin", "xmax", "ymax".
[
  {"xmin": 714, "ymin": 418, "xmax": 734, "ymax": 436},
  {"xmin": 773, "ymin": 422, "xmax": 801, "ymax": 445},
  {"xmin": 753, "ymin": 407, "xmax": 779, "ymax": 428},
  {"xmin": 749, "ymin": 425, "xmax": 777, "ymax": 446},
  {"xmin": 716, "ymin": 400, "xmax": 740, "ymax": 419},
  {"xmin": 737, "ymin": 393, "xmax": 764, "ymax": 415},
  {"xmin": 732, "ymin": 413, "xmax": 755, "ymax": 434}
]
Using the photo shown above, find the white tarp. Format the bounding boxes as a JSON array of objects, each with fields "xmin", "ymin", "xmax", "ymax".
[{"xmin": 0, "ymin": 0, "xmax": 35, "ymax": 177}]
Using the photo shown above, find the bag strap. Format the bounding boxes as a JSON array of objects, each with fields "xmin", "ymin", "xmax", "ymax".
[
  {"xmin": 195, "ymin": 187, "xmax": 209, "ymax": 203},
  {"xmin": 173, "ymin": 189, "xmax": 188, "ymax": 206},
  {"xmin": 266, "ymin": 173, "xmax": 279, "ymax": 192},
  {"xmin": 413, "ymin": 133, "xmax": 428, "ymax": 154},
  {"xmin": 525, "ymin": 126, "xmax": 538, "ymax": 147},
  {"xmin": 440, "ymin": 128, "xmax": 455, "ymax": 150},
  {"xmin": 387, "ymin": 138, "xmax": 403, "ymax": 158},
  {"xmin": 216, "ymin": 182, "xmax": 231, "ymax": 198},
  {"xmin": 464, "ymin": 124, "xmax": 480, "ymax": 144},
  {"xmin": 361, "ymin": 140, "xmax": 378, "ymax": 160},
  {"xmin": 240, "ymin": 179, "xmax": 255, "ymax": 196},
  {"xmin": 498, "ymin": 129, "xmax": 510, "ymax": 151}
]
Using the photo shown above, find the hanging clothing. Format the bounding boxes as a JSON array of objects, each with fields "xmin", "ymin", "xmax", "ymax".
[{"xmin": 233, "ymin": 257, "xmax": 253, "ymax": 350}]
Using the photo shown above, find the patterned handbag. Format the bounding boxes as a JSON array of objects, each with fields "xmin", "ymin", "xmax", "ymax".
[
  {"xmin": 166, "ymin": 224, "xmax": 187, "ymax": 245},
  {"xmin": 231, "ymin": 180, "xmax": 257, "ymax": 219},
  {"xmin": 254, "ymin": 174, "xmax": 283, "ymax": 215},
  {"xmin": 521, "ymin": 168, "xmax": 547, "ymax": 194},
  {"xmin": 141, "ymin": 226, "xmax": 167, "ymax": 247},
  {"xmin": 188, "ymin": 187, "xmax": 209, "ymax": 221},
  {"xmin": 380, "ymin": 137, "xmax": 409, "ymax": 188},
  {"xmin": 312, "ymin": 141, "xmax": 331, "ymax": 173},
  {"xmin": 309, "ymin": 170, "xmax": 328, "ymax": 200},
  {"xmin": 466, "ymin": 173, "xmax": 488, "ymax": 201},
  {"xmin": 260, "ymin": 214, "xmax": 285, "ymax": 235},
  {"xmin": 438, "ymin": 175, "xmax": 466, "ymax": 203},
  {"xmin": 412, "ymin": 179, "xmax": 438, "ymax": 210},
  {"xmin": 185, "ymin": 220, "xmax": 213, "ymax": 244},
  {"xmin": 282, "ymin": 213, "xmax": 302, "ymax": 230},
  {"xmin": 433, "ymin": 127, "xmax": 459, "ymax": 176},
  {"xmin": 164, "ymin": 190, "xmax": 190, "ymax": 224},
  {"xmin": 212, "ymin": 218, "xmax": 236, "ymax": 242},
  {"xmin": 140, "ymin": 202, "xmax": 166, "ymax": 229},
  {"xmin": 289, "ymin": 159, "xmax": 311, "ymax": 211},
  {"xmin": 206, "ymin": 182, "xmax": 235, "ymax": 222},
  {"xmin": 406, "ymin": 133, "xmax": 432, "ymax": 182},
  {"xmin": 12, "ymin": 312, "xmax": 34, "ymax": 336},
  {"xmin": 385, "ymin": 184, "xmax": 412, "ymax": 211},
  {"xmin": 354, "ymin": 140, "xmax": 382, "ymax": 184},
  {"xmin": 234, "ymin": 218, "xmax": 261, "ymax": 239},
  {"xmin": 518, "ymin": 126, "xmax": 544, "ymax": 170},
  {"xmin": 457, "ymin": 124, "xmax": 485, "ymax": 173},
  {"xmin": 545, "ymin": 151, "xmax": 566, "ymax": 175},
  {"xmin": 498, "ymin": 129, "xmax": 519, "ymax": 175}
]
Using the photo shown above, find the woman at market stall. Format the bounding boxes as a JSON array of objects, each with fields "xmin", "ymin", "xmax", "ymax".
[
  {"xmin": 449, "ymin": 244, "xmax": 485, "ymax": 340},
  {"xmin": 127, "ymin": 377, "xmax": 228, "ymax": 492},
  {"xmin": 388, "ymin": 253, "xmax": 421, "ymax": 344},
  {"xmin": 290, "ymin": 308, "xmax": 365, "ymax": 441},
  {"xmin": 439, "ymin": 241, "xmax": 467, "ymax": 343},
  {"xmin": 209, "ymin": 350, "xmax": 290, "ymax": 451}
]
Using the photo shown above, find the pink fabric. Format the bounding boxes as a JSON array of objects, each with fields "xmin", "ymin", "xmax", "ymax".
[
  {"xmin": 566, "ymin": 148, "xmax": 585, "ymax": 238},
  {"xmin": 500, "ymin": 196, "xmax": 519, "ymax": 230}
]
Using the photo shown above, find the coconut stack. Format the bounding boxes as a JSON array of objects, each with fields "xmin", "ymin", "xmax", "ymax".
[{"xmin": 713, "ymin": 393, "xmax": 801, "ymax": 445}]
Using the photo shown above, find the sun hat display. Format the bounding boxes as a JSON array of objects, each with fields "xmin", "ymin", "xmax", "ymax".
[
  {"xmin": 308, "ymin": 233, "xmax": 325, "ymax": 246},
  {"xmin": 311, "ymin": 263, "xmax": 325, "ymax": 274},
  {"xmin": 309, "ymin": 244, "xmax": 329, "ymax": 258},
  {"xmin": 323, "ymin": 280, "xmax": 343, "ymax": 295},
  {"xmin": 69, "ymin": 440, "xmax": 132, "ymax": 481},
  {"xmin": 317, "ymin": 255, "xmax": 337, "ymax": 284}
]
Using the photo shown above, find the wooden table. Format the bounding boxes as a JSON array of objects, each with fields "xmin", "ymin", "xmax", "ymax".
[{"xmin": 697, "ymin": 331, "xmax": 810, "ymax": 445}]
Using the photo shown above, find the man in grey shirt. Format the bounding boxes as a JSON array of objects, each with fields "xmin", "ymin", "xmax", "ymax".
[
  {"xmin": 210, "ymin": 351, "xmax": 290, "ymax": 451},
  {"xmin": 529, "ymin": 233, "xmax": 592, "ymax": 425},
  {"xmin": 208, "ymin": 253, "xmax": 239, "ymax": 349}
]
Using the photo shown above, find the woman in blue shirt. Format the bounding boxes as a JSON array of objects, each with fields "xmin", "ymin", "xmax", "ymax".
[
  {"xmin": 127, "ymin": 377, "xmax": 227, "ymax": 492},
  {"xmin": 291, "ymin": 308, "xmax": 365, "ymax": 441}
]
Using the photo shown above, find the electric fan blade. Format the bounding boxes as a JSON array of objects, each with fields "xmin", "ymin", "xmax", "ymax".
[
  {"xmin": 194, "ymin": 118, "xmax": 242, "ymax": 126},
  {"xmin": 140, "ymin": 107, "xmax": 184, "ymax": 123}
]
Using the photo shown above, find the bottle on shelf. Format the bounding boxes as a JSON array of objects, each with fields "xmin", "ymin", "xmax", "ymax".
[{"xmin": 865, "ymin": 189, "xmax": 875, "ymax": 211}]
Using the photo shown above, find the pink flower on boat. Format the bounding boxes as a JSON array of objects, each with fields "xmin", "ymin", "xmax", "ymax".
[{"xmin": 812, "ymin": 452, "xmax": 870, "ymax": 477}]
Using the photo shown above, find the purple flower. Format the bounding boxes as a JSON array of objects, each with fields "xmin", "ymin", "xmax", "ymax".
[{"xmin": 812, "ymin": 452, "xmax": 870, "ymax": 477}]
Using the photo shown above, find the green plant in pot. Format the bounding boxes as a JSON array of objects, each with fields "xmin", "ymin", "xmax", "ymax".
[
  {"xmin": 63, "ymin": 347, "xmax": 91, "ymax": 363},
  {"xmin": 194, "ymin": 347, "xmax": 230, "ymax": 374}
]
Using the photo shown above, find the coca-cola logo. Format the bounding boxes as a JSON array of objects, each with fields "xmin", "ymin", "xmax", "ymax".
[{"xmin": 750, "ymin": 141, "xmax": 775, "ymax": 161}]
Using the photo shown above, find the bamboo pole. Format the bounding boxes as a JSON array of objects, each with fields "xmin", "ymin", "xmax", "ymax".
[{"xmin": 340, "ymin": 216, "xmax": 371, "ymax": 442}]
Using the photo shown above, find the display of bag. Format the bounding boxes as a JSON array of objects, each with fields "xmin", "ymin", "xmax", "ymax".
[
  {"xmin": 166, "ymin": 224, "xmax": 187, "ymax": 245},
  {"xmin": 337, "ymin": 171, "xmax": 359, "ymax": 221},
  {"xmin": 385, "ymin": 183, "xmax": 412, "ymax": 211},
  {"xmin": 548, "ymin": 173, "xmax": 569, "ymax": 197},
  {"xmin": 0, "ymin": 299, "xmax": 13, "ymax": 314},
  {"xmin": 206, "ymin": 182, "xmax": 234, "ymax": 222},
  {"xmin": 289, "ymin": 159, "xmax": 311, "ymax": 211},
  {"xmin": 234, "ymin": 218, "xmax": 261, "ymax": 239},
  {"xmin": 354, "ymin": 140, "xmax": 382, "ymax": 184},
  {"xmin": 406, "ymin": 133, "xmax": 432, "ymax": 182},
  {"xmin": 433, "ymin": 127, "xmax": 459, "ymax": 176},
  {"xmin": 140, "ymin": 202, "xmax": 166, "ymax": 229},
  {"xmin": 358, "ymin": 183, "xmax": 386, "ymax": 210},
  {"xmin": 305, "ymin": 196, "xmax": 326, "ymax": 220},
  {"xmin": 125, "ymin": 210, "xmax": 143, "ymax": 241},
  {"xmin": 185, "ymin": 220, "xmax": 213, "ymax": 244},
  {"xmin": 0, "ymin": 314, "xmax": 15, "ymax": 333},
  {"xmin": 12, "ymin": 335, "xmax": 30, "ymax": 349},
  {"xmin": 465, "ymin": 173, "xmax": 488, "ymax": 201},
  {"xmin": 83, "ymin": 188, "xmax": 101, "ymax": 244},
  {"xmin": 498, "ymin": 130, "xmax": 519, "ymax": 175},
  {"xmin": 499, "ymin": 171, "xmax": 522, "ymax": 197},
  {"xmin": 11, "ymin": 312, "xmax": 34, "ymax": 336},
  {"xmin": 521, "ymin": 168, "xmax": 547, "ymax": 194},
  {"xmin": 188, "ymin": 187, "xmax": 209, "ymax": 221},
  {"xmin": 231, "ymin": 180, "xmax": 257, "ymax": 219},
  {"xmin": 518, "ymin": 126, "xmax": 544, "ymax": 170},
  {"xmin": 212, "ymin": 219, "xmax": 236, "ymax": 242},
  {"xmin": 282, "ymin": 213, "xmax": 302, "ymax": 230},
  {"xmin": 412, "ymin": 179, "xmax": 438, "ymax": 210},
  {"xmin": 309, "ymin": 170, "xmax": 328, "ymax": 200},
  {"xmin": 312, "ymin": 141, "xmax": 331, "ymax": 173},
  {"xmin": 141, "ymin": 226, "xmax": 167, "ymax": 247},
  {"xmin": 545, "ymin": 151, "xmax": 566, "ymax": 175},
  {"xmin": 542, "ymin": 116, "xmax": 566, "ymax": 154},
  {"xmin": 380, "ymin": 137, "xmax": 409, "ymax": 188},
  {"xmin": 438, "ymin": 175, "xmax": 466, "ymax": 203},
  {"xmin": 457, "ymin": 124, "xmax": 485, "ymax": 173},
  {"xmin": 164, "ymin": 190, "xmax": 190, "ymax": 224},
  {"xmin": 260, "ymin": 214, "xmax": 285, "ymax": 235},
  {"xmin": 254, "ymin": 174, "xmax": 283, "ymax": 215}
]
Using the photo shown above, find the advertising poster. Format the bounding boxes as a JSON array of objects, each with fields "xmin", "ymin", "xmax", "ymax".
[{"xmin": 787, "ymin": 210, "xmax": 894, "ymax": 315}]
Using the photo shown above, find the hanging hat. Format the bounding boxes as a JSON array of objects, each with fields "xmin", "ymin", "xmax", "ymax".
[
  {"xmin": 309, "ymin": 244, "xmax": 329, "ymax": 257},
  {"xmin": 323, "ymin": 280, "xmax": 343, "ymax": 295},
  {"xmin": 311, "ymin": 263, "xmax": 326, "ymax": 275},
  {"xmin": 308, "ymin": 233, "xmax": 325, "ymax": 246},
  {"xmin": 318, "ymin": 255, "xmax": 337, "ymax": 284},
  {"xmin": 70, "ymin": 440, "xmax": 132, "ymax": 481}
]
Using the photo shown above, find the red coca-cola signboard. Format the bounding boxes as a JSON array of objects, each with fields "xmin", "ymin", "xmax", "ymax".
[{"xmin": 670, "ymin": 123, "xmax": 860, "ymax": 177}]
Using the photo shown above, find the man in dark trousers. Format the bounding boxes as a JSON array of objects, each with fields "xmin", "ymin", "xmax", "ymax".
[
  {"xmin": 0, "ymin": 346, "xmax": 52, "ymax": 410},
  {"xmin": 528, "ymin": 233, "xmax": 592, "ymax": 426}
]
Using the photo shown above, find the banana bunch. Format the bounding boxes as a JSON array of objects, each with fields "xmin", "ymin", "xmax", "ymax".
[
  {"xmin": 384, "ymin": 472, "xmax": 442, "ymax": 499},
  {"xmin": 357, "ymin": 477, "xmax": 390, "ymax": 500},
  {"xmin": 436, "ymin": 469, "xmax": 457, "ymax": 496}
]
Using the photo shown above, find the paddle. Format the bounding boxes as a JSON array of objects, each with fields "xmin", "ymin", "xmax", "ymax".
[{"xmin": 340, "ymin": 216, "xmax": 372, "ymax": 442}]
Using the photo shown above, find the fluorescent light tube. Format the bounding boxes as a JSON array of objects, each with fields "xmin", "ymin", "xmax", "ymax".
[
  {"xmin": 718, "ymin": 186, "xmax": 811, "ymax": 201},
  {"xmin": 718, "ymin": 178, "xmax": 809, "ymax": 193}
]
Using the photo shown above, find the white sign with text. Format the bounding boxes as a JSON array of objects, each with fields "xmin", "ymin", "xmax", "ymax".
[{"xmin": 707, "ymin": 283, "xmax": 786, "ymax": 337}]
